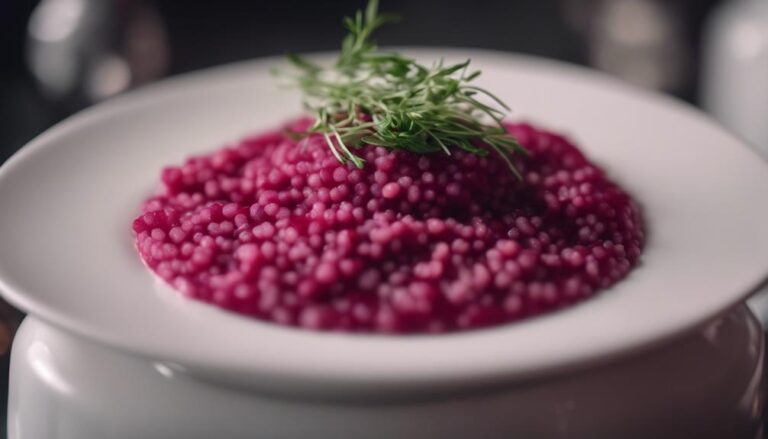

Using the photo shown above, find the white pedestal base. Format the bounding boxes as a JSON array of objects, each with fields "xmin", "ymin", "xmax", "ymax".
[{"xmin": 8, "ymin": 307, "xmax": 765, "ymax": 439}]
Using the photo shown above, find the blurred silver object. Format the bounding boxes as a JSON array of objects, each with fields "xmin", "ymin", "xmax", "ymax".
[
  {"xmin": 27, "ymin": 0, "xmax": 169, "ymax": 109},
  {"xmin": 561, "ymin": 0, "xmax": 690, "ymax": 94},
  {"xmin": 590, "ymin": 0, "xmax": 688, "ymax": 92},
  {"xmin": 702, "ymin": 0, "xmax": 768, "ymax": 155}
]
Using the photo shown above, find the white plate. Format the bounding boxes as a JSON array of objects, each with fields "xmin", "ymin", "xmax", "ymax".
[{"xmin": 1, "ymin": 49, "xmax": 768, "ymax": 396}]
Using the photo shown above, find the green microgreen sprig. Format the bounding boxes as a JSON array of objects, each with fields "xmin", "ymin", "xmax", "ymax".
[{"xmin": 279, "ymin": 0, "xmax": 526, "ymax": 177}]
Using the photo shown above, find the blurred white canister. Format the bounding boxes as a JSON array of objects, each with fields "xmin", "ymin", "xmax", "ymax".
[
  {"xmin": 703, "ymin": 0, "xmax": 768, "ymax": 325},
  {"xmin": 702, "ymin": 0, "xmax": 768, "ymax": 155}
]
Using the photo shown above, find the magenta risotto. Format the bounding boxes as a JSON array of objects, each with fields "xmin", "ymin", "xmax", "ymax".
[
  {"xmin": 133, "ymin": 2, "xmax": 644, "ymax": 334},
  {"xmin": 132, "ymin": 118, "xmax": 644, "ymax": 333}
]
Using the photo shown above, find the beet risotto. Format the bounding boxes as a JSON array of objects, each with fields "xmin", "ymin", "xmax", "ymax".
[
  {"xmin": 132, "ymin": 119, "xmax": 644, "ymax": 333},
  {"xmin": 132, "ymin": 1, "xmax": 643, "ymax": 333}
]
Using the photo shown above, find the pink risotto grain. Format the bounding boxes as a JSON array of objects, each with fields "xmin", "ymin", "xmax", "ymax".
[{"xmin": 132, "ymin": 118, "xmax": 644, "ymax": 333}]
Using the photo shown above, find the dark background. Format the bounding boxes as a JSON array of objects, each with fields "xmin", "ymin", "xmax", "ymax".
[
  {"xmin": 0, "ymin": 0, "xmax": 744, "ymax": 435},
  {"xmin": 1, "ymin": 0, "xmax": 725, "ymax": 164}
]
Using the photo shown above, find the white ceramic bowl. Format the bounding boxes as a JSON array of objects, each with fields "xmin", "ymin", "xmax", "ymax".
[{"xmin": 1, "ymin": 49, "xmax": 768, "ymax": 402}]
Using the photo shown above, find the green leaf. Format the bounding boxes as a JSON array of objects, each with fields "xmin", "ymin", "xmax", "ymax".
[
  {"xmin": 365, "ymin": 0, "xmax": 379, "ymax": 24},
  {"xmin": 286, "ymin": 53, "xmax": 320, "ymax": 74},
  {"xmin": 465, "ymin": 70, "xmax": 482, "ymax": 81}
]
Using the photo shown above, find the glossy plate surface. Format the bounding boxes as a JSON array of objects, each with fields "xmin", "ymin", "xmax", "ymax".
[{"xmin": 1, "ymin": 49, "xmax": 767, "ymax": 394}]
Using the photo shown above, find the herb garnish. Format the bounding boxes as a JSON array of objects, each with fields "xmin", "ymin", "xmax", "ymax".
[{"xmin": 280, "ymin": 0, "xmax": 526, "ymax": 176}]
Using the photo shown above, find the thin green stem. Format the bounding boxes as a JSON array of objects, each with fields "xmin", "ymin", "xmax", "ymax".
[{"xmin": 275, "ymin": 0, "xmax": 526, "ymax": 177}]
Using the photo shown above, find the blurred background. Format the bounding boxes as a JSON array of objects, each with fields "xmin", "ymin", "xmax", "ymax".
[
  {"xmin": 0, "ymin": 0, "xmax": 767, "ymax": 435},
  {"xmin": 4, "ymin": 0, "xmax": 768, "ymax": 163}
]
